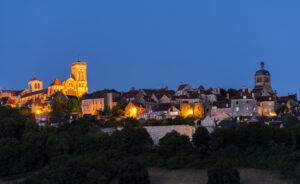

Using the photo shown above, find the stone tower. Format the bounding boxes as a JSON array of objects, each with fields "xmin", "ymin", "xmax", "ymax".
[
  {"xmin": 28, "ymin": 77, "xmax": 43, "ymax": 92},
  {"xmin": 71, "ymin": 61, "xmax": 88, "ymax": 97},
  {"xmin": 253, "ymin": 62, "xmax": 273, "ymax": 94}
]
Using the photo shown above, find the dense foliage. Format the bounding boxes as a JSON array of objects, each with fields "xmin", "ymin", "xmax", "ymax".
[
  {"xmin": 1, "ymin": 106, "xmax": 300, "ymax": 183},
  {"xmin": 118, "ymin": 158, "xmax": 150, "ymax": 184},
  {"xmin": 207, "ymin": 160, "xmax": 240, "ymax": 184}
]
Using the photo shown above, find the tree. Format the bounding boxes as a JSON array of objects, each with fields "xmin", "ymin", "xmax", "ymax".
[
  {"xmin": 99, "ymin": 106, "xmax": 111, "ymax": 116},
  {"xmin": 283, "ymin": 115, "xmax": 300, "ymax": 128},
  {"xmin": 217, "ymin": 88, "xmax": 227, "ymax": 101},
  {"xmin": 0, "ymin": 138, "xmax": 20, "ymax": 176},
  {"xmin": 118, "ymin": 158, "xmax": 150, "ymax": 184},
  {"xmin": 294, "ymin": 164, "xmax": 300, "ymax": 184},
  {"xmin": 192, "ymin": 127, "xmax": 210, "ymax": 148},
  {"xmin": 227, "ymin": 88, "xmax": 238, "ymax": 98},
  {"xmin": 111, "ymin": 100, "xmax": 128, "ymax": 117},
  {"xmin": 66, "ymin": 98, "xmax": 80, "ymax": 113},
  {"xmin": 49, "ymin": 97, "xmax": 67, "ymax": 118},
  {"xmin": 111, "ymin": 126, "xmax": 153, "ymax": 155},
  {"xmin": 207, "ymin": 160, "xmax": 240, "ymax": 184},
  {"xmin": 216, "ymin": 94, "xmax": 226, "ymax": 101},
  {"xmin": 158, "ymin": 131, "xmax": 192, "ymax": 158},
  {"xmin": 276, "ymin": 104, "xmax": 289, "ymax": 116}
]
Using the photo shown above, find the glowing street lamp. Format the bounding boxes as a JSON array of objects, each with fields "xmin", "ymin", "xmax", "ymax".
[{"xmin": 36, "ymin": 110, "xmax": 41, "ymax": 115}]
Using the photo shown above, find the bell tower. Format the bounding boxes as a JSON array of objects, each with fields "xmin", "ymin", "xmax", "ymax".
[
  {"xmin": 253, "ymin": 61, "xmax": 273, "ymax": 94},
  {"xmin": 71, "ymin": 61, "xmax": 88, "ymax": 97},
  {"xmin": 28, "ymin": 77, "xmax": 43, "ymax": 92}
]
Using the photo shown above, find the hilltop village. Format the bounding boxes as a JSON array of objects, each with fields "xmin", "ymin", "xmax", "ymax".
[{"xmin": 0, "ymin": 61, "xmax": 298, "ymax": 128}]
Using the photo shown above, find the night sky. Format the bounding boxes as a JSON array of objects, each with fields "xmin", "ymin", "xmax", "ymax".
[{"xmin": 1, "ymin": 0, "xmax": 300, "ymax": 95}]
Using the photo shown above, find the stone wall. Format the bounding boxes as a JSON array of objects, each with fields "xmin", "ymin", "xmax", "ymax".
[{"xmin": 144, "ymin": 125, "xmax": 195, "ymax": 145}]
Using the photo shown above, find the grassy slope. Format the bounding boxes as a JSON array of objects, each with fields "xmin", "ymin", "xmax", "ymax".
[
  {"xmin": 1, "ymin": 168, "xmax": 292, "ymax": 184},
  {"xmin": 148, "ymin": 168, "xmax": 292, "ymax": 184}
]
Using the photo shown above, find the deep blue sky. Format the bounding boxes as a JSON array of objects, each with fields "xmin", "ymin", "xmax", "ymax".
[{"xmin": 1, "ymin": 0, "xmax": 299, "ymax": 95}]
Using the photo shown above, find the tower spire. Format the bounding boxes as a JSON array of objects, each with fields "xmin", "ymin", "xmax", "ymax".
[{"xmin": 260, "ymin": 61, "xmax": 265, "ymax": 69}]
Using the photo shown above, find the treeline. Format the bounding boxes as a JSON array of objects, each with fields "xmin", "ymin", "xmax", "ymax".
[
  {"xmin": 84, "ymin": 116, "xmax": 195, "ymax": 128},
  {"xmin": 1, "ymin": 106, "xmax": 300, "ymax": 183}
]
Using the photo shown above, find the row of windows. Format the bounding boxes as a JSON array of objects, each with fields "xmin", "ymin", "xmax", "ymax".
[
  {"xmin": 236, "ymin": 107, "xmax": 256, "ymax": 112},
  {"xmin": 82, "ymin": 105, "xmax": 104, "ymax": 111},
  {"xmin": 256, "ymin": 77, "xmax": 270, "ymax": 83},
  {"xmin": 82, "ymin": 99, "xmax": 104, "ymax": 105}
]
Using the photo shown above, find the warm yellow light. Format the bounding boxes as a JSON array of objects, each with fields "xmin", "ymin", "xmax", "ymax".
[
  {"xmin": 189, "ymin": 110, "xmax": 193, "ymax": 115},
  {"xmin": 132, "ymin": 108, "xmax": 137, "ymax": 114},
  {"xmin": 36, "ymin": 110, "xmax": 41, "ymax": 115},
  {"xmin": 269, "ymin": 112, "xmax": 277, "ymax": 117}
]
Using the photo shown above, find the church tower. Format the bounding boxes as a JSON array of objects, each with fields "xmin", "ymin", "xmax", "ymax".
[
  {"xmin": 71, "ymin": 61, "xmax": 88, "ymax": 97},
  {"xmin": 253, "ymin": 62, "xmax": 273, "ymax": 94},
  {"xmin": 28, "ymin": 77, "xmax": 43, "ymax": 92}
]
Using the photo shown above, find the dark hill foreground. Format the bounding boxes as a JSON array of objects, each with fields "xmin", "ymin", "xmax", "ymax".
[{"xmin": 110, "ymin": 168, "xmax": 292, "ymax": 184}]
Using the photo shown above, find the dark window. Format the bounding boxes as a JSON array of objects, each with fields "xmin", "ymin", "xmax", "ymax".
[{"xmin": 236, "ymin": 101, "xmax": 238, "ymax": 105}]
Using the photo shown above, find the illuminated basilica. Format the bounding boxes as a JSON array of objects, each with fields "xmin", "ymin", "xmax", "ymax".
[{"xmin": 19, "ymin": 61, "xmax": 88, "ymax": 107}]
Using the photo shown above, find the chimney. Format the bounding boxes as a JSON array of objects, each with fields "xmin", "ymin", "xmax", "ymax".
[
  {"xmin": 248, "ymin": 87, "xmax": 251, "ymax": 93},
  {"xmin": 242, "ymin": 87, "xmax": 245, "ymax": 93},
  {"xmin": 165, "ymin": 86, "xmax": 168, "ymax": 90},
  {"xmin": 226, "ymin": 93, "xmax": 230, "ymax": 100},
  {"xmin": 180, "ymin": 81, "xmax": 183, "ymax": 85},
  {"xmin": 131, "ymin": 87, "xmax": 135, "ymax": 91}
]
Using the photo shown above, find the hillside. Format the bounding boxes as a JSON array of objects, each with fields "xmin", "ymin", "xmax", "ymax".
[{"xmin": 111, "ymin": 168, "xmax": 292, "ymax": 184}]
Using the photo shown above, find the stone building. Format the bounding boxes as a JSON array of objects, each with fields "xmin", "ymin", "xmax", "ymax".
[
  {"xmin": 231, "ymin": 88, "xmax": 258, "ymax": 117},
  {"xmin": 81, "ymin": 90, "xmax": 120, "ymax": 115},
  {"xmin": 256, "ymin": 94, "xmax": 275, "ymax": 116},
  {"xmin": 211, "ymin": 100, "xmax": 232, "ymax": 122}
]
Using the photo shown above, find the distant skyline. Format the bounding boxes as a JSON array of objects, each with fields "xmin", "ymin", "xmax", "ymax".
[{"xmin": 1, "ymin": 0, "xmax": 300, "ymax": 95}]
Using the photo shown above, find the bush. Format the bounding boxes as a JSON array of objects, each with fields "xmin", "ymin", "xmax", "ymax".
[
  {"xmin": 111, "ymin": 126, "xmax": 153, "ymax": 155},
  {"xmin": 158, "ymin": 131, "xmax": 192, "ymax": 158},
  {"xmin": 192, "ymin": 126, "xmax": 210, "ymax": 148},
  {"xmin": 294, "ymin": 164, "xmax": 300, "ymax": 184},
  {"xmin": 207, "ymin": 160, "xmax": 240, "ymax": 184},
  {"xmin": 118, "ymin": 158, "xmax": 150, "ymax": 184},
  {"xmin": 0, "ymin": 138, "xmax": 20, "ymax": 176}
]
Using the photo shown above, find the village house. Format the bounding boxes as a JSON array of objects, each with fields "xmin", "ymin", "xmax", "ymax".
[
  {"xmin": 124, "ymin": 102, "xmax": 149, "ymax": 119},
  {"xmin": 138, "ymin": 103, "xmax": 181, "ymax": 120},
  {"xmin": 175, "ymin": 82, "xmax": 193, "ymax": 96},
  {"xmin": 256, "ymin": 94, "xmax": 276, "ymax": 116},
  {"xmin": 211, "ymin": 100, "xmax": 232, "ymax": 122},
  {"xmin": 81, "ymin": 90, "xmax": 119, "ymax": 115},
  {"xmin": 231, "ymin": 88, "xmax": 259, "ymax": 118},
  {"xmin": 276, "ymin": 94, "xmax": 299, "ymax": 116}
]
